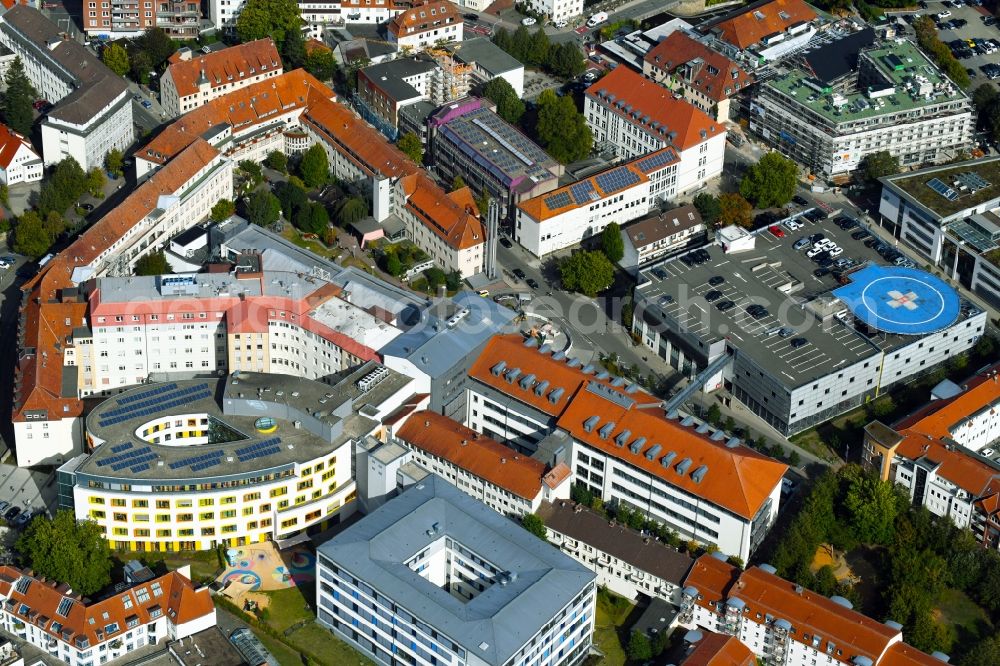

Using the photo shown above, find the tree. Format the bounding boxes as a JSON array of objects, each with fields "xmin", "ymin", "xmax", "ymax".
[
  {"xmin": 626, "ymin": 631, "xmax": 653, "ymax": 662},
  {"xmin": 298, "ymin": 144, "xmax": 329, "ymax": 188},
  {"xmin": 861, "ymin": 151, "xmax": 900, "ymax": 182},
  {"xmin": 336, "ymin": 197, "xmax": 368, "ymax": 227},
  {"xmin": 265, "ymin": 151, "xmax": 288, "ymax": 174},
  {"xmin": 693, "ymin": 192, "xmax": 721, "ymax": 226},
  {"xmin": 238, "ymin": 160, "xmax": 264, "ymax": 190},
  {"xmin": 105, "ymin": 148, "xmax": 124, "ymax": 178},
  {"xmin": 718, "ymin": 192, "xmax": 752, "ymax": 228},
  {"xmin": 134, "ymin": 250, "xmax": 170, "ymax": 276},
  {"xmin": 16, "ymin": 510, "xmax": 112, "ymax": 595},
  {"xmin": 521, "ymin": 513, "xmax": 547, "ymax": 540},
  {"xmin": 397, "ymin": 132, "xmax": 423, "ymax": 164},
  {"xmin": 842, "ymin": 466, "xmax": 903, "ymax": 546},
  {"xmin": 12, "ymin": 211, "xmax": 52, "ymax": 259},
  {"xmin": 559, "ymin": 250, "xmax": 614, "ymax": 297},
  {"xmin": 236, "ymin": 0, "xmax": 302, "ymax": 46},
  {"xmin": 424, "ymin": 267, "xmax": 447, "ymax": 289},
  {"xmin": 601, "ymin": 222, "xmax": 623, "ymax": 263},
  {"xmin": 962, "ymin": 635, "xmax": 1000, "ymax": 666},
  {"xmin": 101, "ymin": 43, "xmax": 130, "ymax": 77},
  {"xmin": 38, "ymin": 157, "xmax": 88, "ymax": 217},
  {"xmin": 548, "ymin": 42, "xmax": 585, "ymax": 79},
  {"xmin": 385, "ymin": 252, "xmax": 402, "ymax": 277},
  {"xmin": 210, "ymin": 199, "xmax": 236, "ymax": 222},
  {"xmin": 739, "ymin": 152, "xmax": 798, "ymax": 208},
  {"xmin": 973, "ymin": 83, "xmax": 998, "ymax": 113},
  {"xmin": 245, "ymin": 189, "xmax": 281, "ymax": 227},
  {"xmin": 705, "ymin": 403, "xmax": 722, "ymax": 426},
  {"xmin": 294, "ymin": 201, "xmax": 329, "ymax": 235},
  {"xmin": 86, "ymin": 168, "xmax": 106, "ymax": 198},
  {"xmin": 304, "ymin": 47, "xmax": 336, "ymax": 82},
  {"xmin": 3, "ymin": 57, "xmax": 36, "ymax": 135},
  {"xmin": 451, "ymin": 175, "xmax": 466, "ymax": 191},
  {"xmin": 535, "ymin": 89, "xmax": 592, "ymax": 164},
  {"xmin": 527, "ymin": 27, "xmax": 550, "ymax": 66},
  {"xmin": 282, "ymin": 25, "xmax": 306, "ymax": 68},
  {"xmin": 482, "ymin": 77, "xmax": 525, "ymax": 125},
  {"xmin": 789, "ymin": 450, "xmax": 801, "ymax": 467}
]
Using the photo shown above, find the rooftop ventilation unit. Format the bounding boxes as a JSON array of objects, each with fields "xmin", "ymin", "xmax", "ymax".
[
  {"xmin": 680, "ymin": 415, "xmax": 695, "ymax": 427},
  {"xmin": 611, "ymin": 377, "xmax": 627, "ymax": 388},
  {"xmin": 552, "ymin": 350, "xmax": 567, "ymax": 361},
  {"xmin": 660, "ymin": 451, "xmax": 676, "ymax": 467},
  {"xmin": 356, "ymin": 365, "xmax": 390, "ymax": 392},
  {"xmin": 598, "ymin": 422, "xmax": 615, "ymax": 439},
  {"xmin": 666, "ymin": 409, "xmax": 679, "ymax": 419},
  {"xmin": 523, "ymin": 337, "xmax": 538, "ymax": 348},
  {"xmin": 539, "ymin": 343, "xmax": 552, "ymax": 354},
  {"xmin": 583, "ymin": 416, "xmax": 600, "ymax": 432},
  {"xmin": 567, "ymin": 357, "xmax": 582, "ymax": 368},
  {"xmin": 676, "ymin": 457, "xmax": 692, "ymax": 474},
  {"xmin": 725, "ymin": 437, "xmax": 740, "ymax": 448},
  {"xmin": 534, "ymin": 379, "xmax": 550, "ymax": 396},
  {"xmin": 711, "ymin": 430, "xmax": 726, "ymax": 441},
  {"xmin": 696, "ymin": 422, "xmax": 711, "ymax": 434},
  {"xmin": 548, "ymin": 387, "xmax": 565, "ymax": 404},
  {"xmin": 691, "ymin": 465, "xmax": 708, "ymax": 483},
  {"xmin": 519, "ymin": 374, "xmax": 536, "ymax": 390},
  {"xmin": 581, "ymin": 364, "xmax": 595, "ymax": 374},
  {"xmin": 595, "ymin": 370, "xmax": 611, "ymax": 380},
  {"xmin": 645, "ymin": 444, "xmax": 662, "ymax": 460},
  {"xmin": 491, "ymin": 361, "xmax": 507, "ymax": 376},
  {"xmin": 505, "ymin": 368, "xmax": 521, "ymax": 383}
]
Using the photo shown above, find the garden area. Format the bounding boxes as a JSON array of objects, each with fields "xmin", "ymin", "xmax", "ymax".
[
  {"xmin": 763, "ymin": 465, "xmax": 1000, "ymax": 665},
  {"xmin": 791, "ymin": 334, "xmax": 999, "ymax": 463}
]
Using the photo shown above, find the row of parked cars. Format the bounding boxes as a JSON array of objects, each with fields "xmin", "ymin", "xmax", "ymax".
[{"xmin": 0, "ymin": 502, "xmax": 43, "ymax": 528}]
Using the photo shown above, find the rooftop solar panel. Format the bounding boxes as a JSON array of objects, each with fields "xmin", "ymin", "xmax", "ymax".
[
  {"xmin": 595, "ymin": 166, "xmax": 641, "ymax": 194},
  {"xmin": 569, "ymin": 180, "xmax": 597, "ymax": 205},
  {"xmin": 635, "ymin": 150, "xmax": 675, "ymax": 173},
  {"xmin": 544, "ymin": 191, "xmax": 571, "ymax": 210},
  {"xmin": 927, "ymin": 177, "xmax": 958, "ymax": 201}
]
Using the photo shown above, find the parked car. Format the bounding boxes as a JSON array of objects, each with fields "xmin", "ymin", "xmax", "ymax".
[
  {"xmin": 708, "ymin": 275, "xmax": 725, "ymax": 286},
  {"xmin": 526, "ymin": 278, "xmax": 539, "ymax": 289},
  {"xmin": 829, "ymin": 246, "xmax": 844, "ymax": 257},
  {"xmin": 521, "ymin": 17, "xmax": 536, "ymax": 25},
  {"xmin": 653, "ymin": 268, "xmax": 668, "ymax": 280},
  {"xmin": 716, "ymin": 300, "xmax": 735, "ymax": 312},
  {"xmin": 512, "ymin": 268, "xmax": 526, "ymax": 280},
  {"xmin": 463, "ymin": 12, "xmax": 478, "ymax": 19},
  {"xmin": 793, "ymin": 237, "xmax": 811, "ymax": 250},
  {"xmin": 792, "ymin": 195, "xmax": 809, "ymax": 206},
  {"xmin": 499, "ymin": 236, "xmax": 512, "ymax": 248},
  {"xmin": 4, "ymin": 506, "xmax": 21, "ymax": 521},
  {"xmin": 705, "ymin": 290, "xmax": 723, "ymax": 302},
  {"xmin": 554, "ymin": 20, "xmax": 568, "ymax": 27},
  {"xmin": 141, "ymin": 99, "xmax": 152, "ymax": 109},
  {"xmin": 814, "ymin": 267, "xmax": 830, "ymax": 277},
  {"xmin": 769, "ymin": 225, "xmax": 785, "ymax": 238},
  {"xmin": 0, "ymin": 501, "xmax": 9, "ymax": 514},
  {"xmin": 984, "ymin": 448, "xmax": 996, "ymax": 457},
  {"xmin": 790, "ymin": 337, "xmax": 808, "ymax": 348}
]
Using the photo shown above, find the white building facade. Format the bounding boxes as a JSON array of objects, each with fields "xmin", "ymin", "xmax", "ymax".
[{"xmin": 0, "ymin": 124, "xmax": 42, "ymax": 185}]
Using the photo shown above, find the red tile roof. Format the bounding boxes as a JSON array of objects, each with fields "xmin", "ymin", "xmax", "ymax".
[
  {"xmin": 517, "ymin": 147, "xmax": 677, "ymax": 222},
  {"xmin": 400, "ymin": 172, "xmax": 485, "ymax": 251},
  {"xmin": 558, "ymin": 388, "xmax": 787, "ymax": 520},
  {"xmin": 881, "ymin": 643, "xmax": 950, "ymax": 666},
  {"xmin": 705, "ymin": 0, "xmax": 817, "ymax": 50},
  {"xmin": 644, "ymin": 32, "xmax": 753, "ymax": 103},
  {"xmin": 586, "ymin": 67, "xmax": 725, "ymax": 151},
  {"xmin": 164, "ymin": 39, "xmax": 281, "ymax": 99},
  {"xmin": 15, "ymin": 139, "xmax": 221, "ymax": 423},
  {"xmin": 0, "ymin": 566, "xmax": 213, "ymax": 649},
  {"xmin": 0, "ymin": 122, "xmax": 37, "ymax": 169},
  {"xmin": 467, "ymin": 334, "xmax": 661, "ymax": 418},
  {"xmin": 683, "ymin": 633, "xmax": 756, "ymax": 665},
  {"xmin": 397, "ymin": 411, "xmax": 549, "ymax": 500},
  {"xmin": 388, "ymin": 0, "xmax": 458, "ymax": 38},
  {"xmin": 138, "ymin": 69, "xmax": 331, "ymax": 166}
]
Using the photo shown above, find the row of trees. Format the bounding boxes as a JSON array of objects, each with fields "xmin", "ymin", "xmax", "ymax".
[
  {"xmin": 492, "ymin": 26, "xmax": 586, "ymax": 80},
  {"xmin": 536, "ymin": 89, "xmax": 592, "ymax": 164},
  {"xmin": 913, "ymin": 16, "xmax": 971, "ymax": 90}
]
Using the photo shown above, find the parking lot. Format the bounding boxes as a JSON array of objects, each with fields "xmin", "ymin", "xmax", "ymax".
[{"xmin": 901, "ymin": 0, "xmax": 1000, "ymax": 82}]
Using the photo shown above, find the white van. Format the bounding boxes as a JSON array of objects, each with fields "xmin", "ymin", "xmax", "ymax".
[{"xmin": 586, "ymin": 11, "xmax": 607, "ymax": 27}]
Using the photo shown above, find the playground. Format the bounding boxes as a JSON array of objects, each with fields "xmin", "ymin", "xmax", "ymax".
[
  {"xmin": 218, "ymin": 542, "xmax": 316, "ymax": 608},
  {"xmin": 810, "ymin": 543, "xmax": 860, "ymax": 585}
]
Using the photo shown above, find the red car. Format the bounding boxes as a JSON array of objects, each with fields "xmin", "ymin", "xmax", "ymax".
[{"xmin": 769, "ymin": 225, "xmax": 785, "ymax": 238}]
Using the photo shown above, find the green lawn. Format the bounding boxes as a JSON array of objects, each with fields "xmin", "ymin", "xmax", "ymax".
[
  {"xmin": 593, "ymin": 589, "xmax": 633, "ymax": 666},
  {"xmin": 113, "ymin": 549, "xmax": 220, "ymax": 584},
  {"xmin": 935, "ymin": 588, "xmax": 992, "ymax": 642}
]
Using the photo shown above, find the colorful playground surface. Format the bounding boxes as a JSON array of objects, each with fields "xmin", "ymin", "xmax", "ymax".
[{"xmin": 218, "ymin": 542, "xmax": 316, "ymax": 595}]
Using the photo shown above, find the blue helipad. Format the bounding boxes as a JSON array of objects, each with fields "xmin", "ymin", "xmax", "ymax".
[{"xmin": 832, "ymin": 265, "xmax": 960, "ymax": 335}]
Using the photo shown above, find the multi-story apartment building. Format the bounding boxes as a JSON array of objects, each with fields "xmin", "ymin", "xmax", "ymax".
[
  {"xmin": 519, "ymin": 0, "xmax": 583, "ymax": 22},
  {"xmin": 514, "ymin": 147, "xmax": 679, "ymax": 257},
  {"xmin": 0, "ymin": 122, "xmax": 42, "ymax": 185},
  {"xmin": 878, "ymin": 156, "xmax": 1000, "ymax": 308},
  {"xmin": 13, "ymin": 139, "xmax": 231, "ymax": 467},
  {"xmin": 0, "ymin": 5, "xmax": 133, "ymax": 170},
  {"xmin": 642, "ymin": 31, "xmax": 753, "ymax": 121},
  {"xmin": 387, "ymin": 0, "xmax": 463, "ymax": 51},
  {"xmin": 0, "ymin": 566, "xmax": 215, "ymax": 666},
  {"xmin": 620, "ymin": 204, "xmax": 706, "ymax": 274},
  {"xmin": 749, "ymin": 40, "xmax": 973, "ymax": 180},
  {"xmin": 58, "ymin": 365, "xmax": 414, "ymax": 551},
  {"xmin": 316, "ymin": 474, "xmax": 597, "ymax": 666},
  {"xmin": 680, "ymin": 554, "xmax": 949, "ymax": 666},
  {"xmin": 863, "ymin": 364, "xmax": 1000, "ymax": 546},
  {"xmin": 393, "ymin": 410, "xmax": 572, "ymax": 515},
  {"xmin": 465, "ymin": 335, "xmax": 788, "ymax": 561},
  {"xmin": 136, "ymin": 69, "xmax": 330, "ymax": 177},
  {"xmin": 159, "ymin": 39, "xmax": 282, "ymax": 117},
  {"xmin": 449, "ymin": 37, "xmax": 525, "ymax": 98},
  {"xmin": 155, "ymin": 0, "xmax": 201, "ymax": 39},
  {"xmin": 80, "ymin": 0, "xmax": 156, "ymax": 37},
  {"xmin": 584, "ymin": 67, "xmax": 726, "ymax": 195},
  {"xmin": 538, "ymin": 499, "xmax": 694, "ymax": 605},
  {"xmin": 700, "ymin": 0, "xmax": 818, "ymax": 57},
  {"xmin": 429, "ymin": 98, "xmax": 563, "ymax": 220},
  {"xmin": 356, "ymin": 55, "xmax": 469, "ymax": 135}
]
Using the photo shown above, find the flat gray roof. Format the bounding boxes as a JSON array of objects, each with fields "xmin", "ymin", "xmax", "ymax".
[
  {"xmin": 360, "ymin": 57, "xmax": 437, "ymax": 103},
  {"xmin": 450, "ymin": 38, "xmax": 523, "ymax": 76},
  {"xmin": 636, "ymin": 220, "xmax": 888, "ymax": 388},
  {"xmin": 78, "ymin": 365, "xmax": 411, "ymax": 482},
  {"xmin": 318, "ymin": 475, "xmax": 595, "ymax": 666}
]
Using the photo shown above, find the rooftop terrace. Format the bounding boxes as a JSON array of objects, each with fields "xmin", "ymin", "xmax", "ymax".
[
  {"xmin": 766, "ymin": 40, "xmax": 966, "ymax": 125},
  {"xmin": 884, "ymin": 156, "xmax": 1000, "ymax": 219}
]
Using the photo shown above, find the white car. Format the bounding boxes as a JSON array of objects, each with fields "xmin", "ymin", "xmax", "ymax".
[
  {"xmin": 522, "ymin": 17, "xmax": 536, "ymax": 25},
  {"xmin": 806, "ymin": 246, "xmax": 825, "ymax": 258},
  {"xmin": 784, "ymin": 219, "xmax": 802, "ymax": 231},
  {"xmin": 983, "ymin": 448, "xmax": 995, "ymax": 457},
  {"xmin": 554, "ymin": 20, "xmax": 568, "ymax": 28},
  {"xmin": 938, "ymin": 10, "xmax": 952, "ymax": 18},
  {"xmin": 828, "ymin": 246, "xmax": 843, "ymax": 257}
]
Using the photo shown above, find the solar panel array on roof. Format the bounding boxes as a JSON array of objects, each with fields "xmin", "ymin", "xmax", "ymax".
[
  {"xmin": 927, "ymin": 177, "xmax": 959, "ymax": 201},
  {"xmin": 169, "ymin": 450, "xmax": 224, "ymax": 470},
  {"xmin": 595, "ymin": 166, "xmax": 641, "ymax": 193},
  {"xmin": 956, "ymin": 172, "xmax": 991, "ymax": 192},
  {"xmin": 544, "ymin": 191, "xmax": 571, "ymax": 210},
  {"xmin": 98, "ymin": 384, "xmax": 212, "ymax": 427},
  {"xmin": 117, "ymin": 383, "xmax": 179, "ymax": 405},
  {"xmin": 569, "ymin": 180, "xmax": 598, "ymax": 204},
  {"xmin": 635, "ymin": 151, "xmax": 675, "ymax": 173},
  {"xmin": 97, "ymin": 446, "xmax": 155, "ymax": 469},
  {"xmin": 235, "ymin": 437, "xmax": 283, "ymax": 462},
  {"xmin": 111, "ymin": 442, "xmax": 134, "ymax": 453}
]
